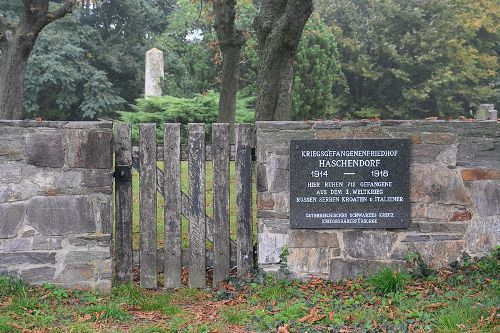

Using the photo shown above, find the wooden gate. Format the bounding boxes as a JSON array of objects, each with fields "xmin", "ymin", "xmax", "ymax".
[{"xmin": 113, "ymin": 123, "xmax": 254, "ymax": 289}]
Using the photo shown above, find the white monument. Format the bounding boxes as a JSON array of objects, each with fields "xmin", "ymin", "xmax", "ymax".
[{"xmin": 145, "ymin": 48, "xmax": 164, "ymax": 97}]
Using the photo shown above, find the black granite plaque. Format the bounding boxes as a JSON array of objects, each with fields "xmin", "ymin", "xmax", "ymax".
[{"xmin": 290, "ymin": 139, "xmax": 410, "ymax": 229}]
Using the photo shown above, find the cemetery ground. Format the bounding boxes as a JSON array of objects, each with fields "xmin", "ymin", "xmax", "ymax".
[{"xmin": 0, "ymin": 247, "xmax": 498, "ymax": 333}]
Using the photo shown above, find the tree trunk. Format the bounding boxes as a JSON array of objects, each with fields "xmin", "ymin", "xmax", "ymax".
[
  {"xmin": 0, "ymin": 39, "xmax": 32, "ymax": 119},
  {"xmin": 213, "ymin": 0, "xmax": 245, "ymax": 139},
  {"xmin": 0, "ymin": 0, "xmax": 76, "ymax": 120},
  {"xmin": 253, "ymin": 0, "xmax": 313, "ymax": 121},
  {"xmin": 217, "ymin": 45, "xmax": 241, "ymax": 136}
]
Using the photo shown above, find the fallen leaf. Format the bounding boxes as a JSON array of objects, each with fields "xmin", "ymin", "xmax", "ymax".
[{"xmin": 426, "ymin": 302, "xmax": 447, "ymax": 311}]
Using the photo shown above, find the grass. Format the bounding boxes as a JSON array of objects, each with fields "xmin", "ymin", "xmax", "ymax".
[
  {"xmin": 0, "ymin": 248, "xmax": 498, "ymax": 332},
  {"xmin": 368, "ymin": 266, "xmax": 411, "ymax": 294},
  {"xmin": 130, "ymin": 161, "xmax": 257, "ymax": 250}
]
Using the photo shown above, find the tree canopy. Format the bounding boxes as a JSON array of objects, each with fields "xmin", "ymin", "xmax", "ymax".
[{"xmin": 0, "ymin": 0, "xmax": 497, "ymax": 121}]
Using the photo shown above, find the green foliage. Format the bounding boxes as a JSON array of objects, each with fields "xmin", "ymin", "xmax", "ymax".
[
  {"xmin": 119, "ymin": 91, "xmax": 254, "ymax": 143},
  {"xmin": 79, "ymin": 0, "xmax": 175, "ymax": 104},
  {"xmin": 139, "ymin": 293, "xmax": 180, "ymax": 315},
  {"xmin": 80, "ymin": 303, "xmax": 131, "ymax": 322},
  {"xmin": 250, "ymin": 275, "xmax": 299, "ymax": 304},
  {"xmin": 219, "ymin": 306, "xmax": 251, "ymax": 325},
  {"xmin": 433, "ymin": 299, "xmax": 494, "ymax": 333},
  {"xmin": 318, "ymin": 0, "xmax": 499, "ymax": 119},
  {"xmin": 112, "ymin": 283, "xmax": 145, "ymax": 306},
  {"xmin": 0, "ymin": 275, "xmax": 26, "ymax": 298},
  {"xmin": 368, "ymin": 267, "xmax": 411, "ymax": 294},
  {"xmin": 24, "ymin": 17, "xmax": 125, "ymax": 120},
  {"xmin": 292, "ymin": 15, "xmax": 345, "ymax": 120},
  {"xmin": 0, "ymin": 315, "xmax": 18, "ymax": 333}
]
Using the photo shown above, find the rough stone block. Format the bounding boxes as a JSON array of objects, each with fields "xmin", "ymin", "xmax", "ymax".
[
  {"xmin": 343, "ymin": 231, "xmax": 400, "ymax": 260},
  {"xmin": 66, "ymin": 251, "xmax": 110, "ymax": 263},
  {"xmin": 289, "ymin": 247, "xmax": 341, "ymax": 276},
  {"xmin": 435, "ymin": 145, "xmax": 458, "ymax": 167},
  {"xmin": 56, "ymin": 264, "xmax": 94, "ymax": 283},
  {"xmin": 315, "ymin": 130, "xmax": 349, "ymax": 139},
  {"xmin": 0, "ymin": 135, "xmax": 25, "ymax": 161},
  {"xmin": 0, "ymin": 182, "xmax": 37, "ymax": 203},
  {"xmin": 54, "ymin": 171, "xmax": 82, "ymax": 189},
  {"xmin": 95, "ymin": 280, "xmax": 112, "ymax": 293},
  {"xmin": 266, "ymin": 155, "xmax": 289, "ymax": 192},
  {"xmin": 348, "ymin": 125, "xmax": 391, "ymax": 139},
  {"xmin": 94, "ymin": 259, "xmax": 112, "ymax": 280},
  {"xmin": 468, "ymin": 180, "xmax": 500, "ymax": 216},
  {"xmin": 82, "ymin": 170, "xmax": 112, "ymax": 188},
  {"xmin": 33, "ymin": 237, "xmax": 63, "ymax": 250},
  {"xmin": 69, "ymin": 235, "xmax": 110, "ymax": 247},
  {"xmin": 1, "ymin": 238, "xmax": 32, "ymax": 251},
  {"xmin": 256, "ymin": 164, "xmax": 268, "ymax": 192},
  {"xmin": 27, "ymin": 196, "xmax": 95, "ymax": 235},
  {"xmin": 461, "ymin": 169, "xmax": 500, "ymax": 181},
  {"xmin": 0, "ymin": 202, "xmax": 26, "ymax": 238},
  {"xmin": 65, "ymin": 130, "xmax": 112, "ymax": 169},
  {"xmin": 397, "ymin": 240, "xmax": 465, "ymax": 268},
  {"xmin": 410, "ymin": 164, "xmax": 471, "ymax": 205},
  {"xmin": 257, "ymin": 192, "xmax": 275, "ymax": 210},
  {"xmin": 25, "ymin": 131, "xmax": 64, "ymax": 167},
  {"xmin": 258, "ymin": 233, "xmax": 289, "ymax": 265},
  {"xmin": 330, "ymin": 259, "xmax": 406, "ymax": 282},
  {"xmin": 411, "ymin": 203, "xmax": 472, "ymax": 222},
  {"xmin": 0, "ymin": 164, "xmax": 22, "ymax": 184},
  {"xmin": 258, "ymin": 218, "xmax": 289, "ymax": 234},
  {"xmin": 409, "ymin": 222, "xmax": 468, "ymax": 233},
  {"xmin": 422, "ymin": 132, "xmax": 458, "ymax": 145},
  {"xmin": 20, "ymin": 266, "xmax": 56, "ymax": 284},
  {"xmin": 92, "ymin": 195, "xmax": 112, "ymax": 234},
  {"xmin": 0, "ymin": 252, "xmax": 56, "ymax": 266},
  {"xmin": 466, "ymin": 216, "xmax": 500, "ymax": 256},
  {"xmin": 457, "ymin": 137, "xmax": 500, "ymax": 169},
  {"xmin": 257, "ymin": 211, "xmax": 289, "ymax": 219},
  {"xmin": 288, "ymin": 230, "xmax": 339, "ymax": 248},
  {"xmin": 411, "ymin": 144, "xmax": 449, "ymax": 163}
]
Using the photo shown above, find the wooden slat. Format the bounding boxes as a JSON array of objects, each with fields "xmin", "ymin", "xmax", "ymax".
[
  {"xmin": 155, "ymin": 168, "xmax": 214, "ymax": 244},
  {"xmin": 188, "ymin": 123, "xmax": 206, "ymax": 288},
  {"xmin": 236, "ymin": 124, "xmax": 253, "ymax": 278},
  {"xmin": 139, "ymin": 123, "xmax": 157, "ymax": 288},
  {"xmin": 163, "ymin": 124, "xmax": 182, "ymax": 288},
  {"xmin": 212, "ymin": 123, "xmax": 230, "ymax": 285},
  {"xmin": 114, "ymin": 124, "xmax": 133, "ymax": 283}
]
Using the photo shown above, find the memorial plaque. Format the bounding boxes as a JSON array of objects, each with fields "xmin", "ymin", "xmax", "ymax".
[{"xmin": 290, "ymin": 139, "xmax": 410, "ymax": 229}]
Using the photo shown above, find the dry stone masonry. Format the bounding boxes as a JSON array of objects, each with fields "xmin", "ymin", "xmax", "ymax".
[
  {"xmin": 0, "ymin": 121, "xmax": 113, "ymax": 291},
  {"xmin": 256, "ymin": 120, "xmax": 500, "ymax": 281}
]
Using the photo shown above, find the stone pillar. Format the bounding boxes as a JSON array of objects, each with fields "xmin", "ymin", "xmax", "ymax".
[
  {"xmin": 145, "ymin": 48, "xmax": 164, "ymax": 97},
  {"xmin": 476, "ymin": 104, "xmax": 497, "ymax": 121}
]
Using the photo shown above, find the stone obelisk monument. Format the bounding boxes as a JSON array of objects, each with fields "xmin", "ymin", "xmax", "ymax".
[{"xmin": 145, "ymin": 48, "xmax": 164, "ymax": 97}]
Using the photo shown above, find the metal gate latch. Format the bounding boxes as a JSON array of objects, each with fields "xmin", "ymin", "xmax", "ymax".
[{"xmin": 114, "ymin": 165, "xmax": 132, "ymax": 183}]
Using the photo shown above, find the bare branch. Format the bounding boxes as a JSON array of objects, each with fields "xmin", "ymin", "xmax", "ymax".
[{"xmin": 31, "ymin": 0, "xmax": 78, "ymax": 35}]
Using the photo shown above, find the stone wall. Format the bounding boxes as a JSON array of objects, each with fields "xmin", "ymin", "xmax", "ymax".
[
  {"xmin": 256, "ymin": 120, "xmax": 500, "ymax": 281},
  {"xmin": 0, "ymin": 121, "xmax": 113, "ymax": 291}
]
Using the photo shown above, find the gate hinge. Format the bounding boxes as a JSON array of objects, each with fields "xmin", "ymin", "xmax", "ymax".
[{"xmin": 114, "ymin": 165, "xmax": 132, "ymax": 183}]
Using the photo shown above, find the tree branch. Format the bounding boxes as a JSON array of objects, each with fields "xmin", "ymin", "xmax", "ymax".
[
  {"xmin": 32, "ymin": 0, "xmax": 78, "ymax": 35},
  {"xmin": 48, "ymin": 0, "xmax": 78, "ymax": 23}
]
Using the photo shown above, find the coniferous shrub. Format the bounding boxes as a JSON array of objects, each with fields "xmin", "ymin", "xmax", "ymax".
[{"xmin": 118, "ymin": 91, "xmax": 254, "ymax": 143}]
